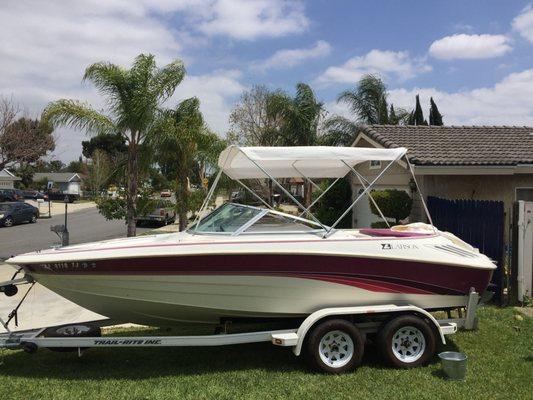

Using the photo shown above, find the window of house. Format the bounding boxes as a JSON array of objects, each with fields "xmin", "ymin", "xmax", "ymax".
[
  {"xmin": 369, "ymin": 160, "xmax": 381, "ymax": 169},
  {"xmin": 516, "ymin": 187, "xmax": 533, "ymax": 201}
]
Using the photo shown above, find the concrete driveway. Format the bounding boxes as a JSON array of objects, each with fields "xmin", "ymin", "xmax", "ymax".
[{"xmin": 0, "ymin": 264, "xmax": 104, "ymax": 332}]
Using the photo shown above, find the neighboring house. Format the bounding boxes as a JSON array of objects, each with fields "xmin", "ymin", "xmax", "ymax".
[
  {"xmin": 288, "ymin": 177, "xmax": 304, "ymax": 198},
  {"xmin": 33, "ymin": 172, "xmax": 83, "ymax": 195},
  {"xmin": 352, "ymin": 125, "xmax": 533, "ymax": 226},
  {"xmin": 0, "ymin": 168, "xmax": 21, "ymax": 189},
  {"xmin": 351, "ymin": 125, "xmax": 533, "ymax": 301}
]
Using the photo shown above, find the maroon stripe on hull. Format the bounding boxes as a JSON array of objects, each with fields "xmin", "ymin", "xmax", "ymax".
[{"xmin": 25, "ymin": 254, "xmax": 492, "ymax": 296}]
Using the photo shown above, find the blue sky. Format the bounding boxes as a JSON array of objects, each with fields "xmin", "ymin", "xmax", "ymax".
[{"xmin": 1, "ymin": 0, "xmax": 533, "ymax": 161}]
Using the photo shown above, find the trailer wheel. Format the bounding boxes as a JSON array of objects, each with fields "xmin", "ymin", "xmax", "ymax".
[
  {"xmin": 377, "ymin": 315, "xmax": 436, "ymax": 368},
  {"xmin": 305, "ymin": 319, "xmax": 364, "ymax": 374},
  {"xmin": 42, "ymin": 323, "xmax": 101, "ymax": 352}
]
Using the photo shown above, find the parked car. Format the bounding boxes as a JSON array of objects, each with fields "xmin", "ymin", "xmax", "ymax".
[
  {"xmin": 23, "ymin": 189, "xmax": 49, "ymax": 200},
  {"xmin": 0, "ymin": 188, "xmax": 24, "ymax": 202},
  {"xmin": 47, "ymin": 191, "xmax": 79, "ymax": 203},
  {"xmin": 136, "ymin": 201, "xmax": 175, "ymax": 226},
  {"xmin": 160, "ymin": 189, "xmax": 172, "ymax": 198},
  {"xmin": 0, "ymin": 202, "xmax": 39, "ymax": 227}
]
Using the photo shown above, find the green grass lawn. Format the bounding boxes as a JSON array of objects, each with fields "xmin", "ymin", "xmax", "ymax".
[{"xmin": 0, "ymin": 307, "xmax": 531, "ymax": 400}]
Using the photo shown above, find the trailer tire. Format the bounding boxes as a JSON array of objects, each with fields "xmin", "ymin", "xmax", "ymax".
[
  {"xmin": 377, "ymin": 315, "xmax": 436, "ymax": 368},
  {"xmin": 305, "ymin": 319, "xmax": 364, "ymax": 374},
  {"xmin": 42, "ymin": 323, "xmax": 101, "ymax": 352}
]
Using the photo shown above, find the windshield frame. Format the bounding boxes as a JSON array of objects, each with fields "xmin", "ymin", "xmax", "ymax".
[{"xmin": 188, "ymin": 202, "xmax": 327, "ymax": 236}]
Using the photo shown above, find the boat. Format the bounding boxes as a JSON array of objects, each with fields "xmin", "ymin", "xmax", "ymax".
[{"xmin": 4, "ymin": 146, "xmax": 496, "ymax": 327}]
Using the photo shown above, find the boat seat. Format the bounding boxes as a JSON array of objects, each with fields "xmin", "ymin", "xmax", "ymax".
[{"xmin": 359, "ymin": 228, "xmax": 431, "ymax": 238}]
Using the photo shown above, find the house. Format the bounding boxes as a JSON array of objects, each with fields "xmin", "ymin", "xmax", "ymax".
[
  {"xmin": 351, "ymin": 125, "xmax": 533, "ymax": 301},
  {"xmin": 32, "ymin": 172, "xmax": 83, "ymax": 195},
  {"xmin": 351, "ymin": 125, "xmax": 533, "ymax": 231},
  {"xmin": 0, "ymin": 168, "xmax": 21, "ymax": 189}
]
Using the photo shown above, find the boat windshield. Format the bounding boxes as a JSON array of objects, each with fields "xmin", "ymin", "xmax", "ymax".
[
  {"xmin": 191, "ymin": 203, "xmax": 263, "ymax": 233},
  {"xmin": 190, "ymin": 203, "xmax": 317, "ymax": 235}
]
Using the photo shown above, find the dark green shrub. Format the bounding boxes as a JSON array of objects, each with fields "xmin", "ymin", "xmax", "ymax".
[
  {"xmin": 314, "ymin": 178, "xmax": 352, "ymax": 228},
  {"xmin": 369, "ymin": 189, "xmax": 412, "ymax": 224}
]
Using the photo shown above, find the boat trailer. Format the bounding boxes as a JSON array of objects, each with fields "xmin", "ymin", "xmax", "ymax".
[{"xmin": 1, "ymin": 273, "xmax": 481, "ymax": 371}]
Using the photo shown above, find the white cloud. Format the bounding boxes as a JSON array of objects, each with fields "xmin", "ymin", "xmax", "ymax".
[
  {"xmin": 198, "ymin": 0, "xmax": 309, "ymax": 40},
  {"xmin": 429, "ymin": 34, "xmax": 512, "ymax": 60},
  {"xmin": 316, "ymin": 50, "xmax": 431, "ymax": 86},
  {"xmin": 0, "ymin": 0, "xmax": 256, "ymax": 161},
  {"xmin": 512, "ymin": 5, "xmax": 533, "ymax": 43},
  {"xmin": 252, "ymin": 41, "xmax": 331, "ymax": 72},
  {"xmin": 387, "ymin": 69, "xmax": 533, "ymax": 125}
]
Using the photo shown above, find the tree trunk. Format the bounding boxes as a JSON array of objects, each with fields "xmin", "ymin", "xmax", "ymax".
[
  {"xmin": 177, "ymin": 168, "xmax": 189, "ymax": 231},
  {"xmin": 126, "ymin": 141, "xmax": 138, "ymax": 237},
  {"xmin": 304, "ymin": 181, "xmax": 312, "ymax": 207}
]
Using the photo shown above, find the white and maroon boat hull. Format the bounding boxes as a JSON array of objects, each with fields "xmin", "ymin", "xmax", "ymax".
[{"xmin": 8, "ymin": 231, "xmax": 495, "ymax": 326}]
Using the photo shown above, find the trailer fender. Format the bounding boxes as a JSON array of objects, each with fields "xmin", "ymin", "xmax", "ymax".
[{"xmin": 292, "ymin": 304, "xmax": 446, "ymax": 356}]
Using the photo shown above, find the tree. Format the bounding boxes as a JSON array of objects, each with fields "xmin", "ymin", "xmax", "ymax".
[
  {"xmin": 266, "ymin": 83, "xmax": 324, "ymax": 205},
  {"xmin": 314, "ymin": 178, "xmax": 352, "ymax": 228},
  {"xmin": 410, "ymin": 94, "xmax": 427, "ymax": 126},
  {"xmin": 228, "ymin": 85, "xmax": 283, "ymax": 146},
  {"xmin": 429, "ymin": 97, "xmax": 444, "ymax": 126},
  {"xmin": 266, "ymin": 83, "xmax": 323, "ymax": 146},
  {"xmin": 337, "ymin": 74, "xmax": 389, "ymax": 125},
  {"xmin": 321, "ymin": 74, "xmax": 409, "ymax": 148},
  {"xmin": 65, "ymin": 156, "xmax": 84, "ymax": 173},
  {"xmin": 0, "ymin": 117, "xmax": 55, "ymax": 169},
  {"xmin": 152, "ymin": 97, "xmax": 225, "ymax": 231},
  {"xmin": 42, "ymin": 54, "xmax": 186, "ymax": 236},
  {"xmin": 82, "ymin": 132, "xmax": 127, "ymax": 161},
  {"xmin": 369, "ymin": 189, "xmax": 413, "ymax": 224},
  {"xmin": 85, "ymin": 149, "xmax": 112, "ymax": 196}
]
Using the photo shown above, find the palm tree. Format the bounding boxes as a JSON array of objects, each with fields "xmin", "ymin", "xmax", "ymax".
[
  {"xmin": 267, "ymin": 83, "xmax": 323, "ymax": 146},
  {"xmin": 338, "ymin": 74, "xmax": 389, "ymax": 125},
  {"xmin": 42, "ymin": 54, "xmax": 185, "ymax": 236},
  {"xmin": 266, "ymin": 83, "xmax": 324, "ymax": 205},
  {"xmin": 322, "ymin": 74, "xmax": 409, "ymax": 146},
  {"xmin": 152, "ymin": 97, "xmax": 225, "ymax": 231}
]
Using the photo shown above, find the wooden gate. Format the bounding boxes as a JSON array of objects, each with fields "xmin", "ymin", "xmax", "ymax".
[{"xmin": 427, "ymin": 196, "xmax": 505, "ymax": 302}]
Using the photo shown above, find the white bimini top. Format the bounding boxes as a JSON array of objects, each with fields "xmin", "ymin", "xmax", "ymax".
[{"xmin": 218, "ymin": 145, "xmax": 407, "ymax": 179}]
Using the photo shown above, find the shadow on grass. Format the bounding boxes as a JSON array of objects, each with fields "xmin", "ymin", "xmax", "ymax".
[
  {"xmin": 0, "ymin": 325, "xmax": 466, "ymax": 380},
  {"xmin": 0, "ymin": 342, "xmax": 305, "ymax": 380}
]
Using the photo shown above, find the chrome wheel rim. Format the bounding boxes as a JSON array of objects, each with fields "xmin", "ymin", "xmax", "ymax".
[
  {"xmin": 392, "ymin": 325, "xmax": 426, "ymax": 363},
  {"xmin": 4, "ymin": 218, "xmax": 13, "ymax": 227},
  {"xmin": 318, "ymin": 330, "xmax": 354, "ymax": 368}
]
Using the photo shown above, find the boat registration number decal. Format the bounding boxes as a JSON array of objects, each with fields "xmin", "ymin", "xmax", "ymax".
[{"xmin": 39, "ymin": 261, "xmax": 97, "ymax": 271}]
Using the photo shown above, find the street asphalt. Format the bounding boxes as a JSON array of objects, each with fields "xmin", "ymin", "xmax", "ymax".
[{"xmin": 0, "ymin": 204, "xmax": 151, "ymax": 260}]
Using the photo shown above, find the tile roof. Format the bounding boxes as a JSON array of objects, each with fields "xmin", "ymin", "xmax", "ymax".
[{"xmin": 357, "ymin": 125, "xmax": 533, "ymax": 166}]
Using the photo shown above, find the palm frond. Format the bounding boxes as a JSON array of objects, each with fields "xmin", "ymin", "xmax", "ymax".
[
  {"xmin": 83, "ymin": 62, "xmax": 129, "ymax": 116},
  {"xmin": 320, "ymin": 116, "xmax": 361, "ymax": 146},
  {"xmin": 42, "ymin": 99, "xmax": 116, "ymax": 136},
  {"xmin": 151, "ymin": 59, "xmax": 186, "ymax": 100}
]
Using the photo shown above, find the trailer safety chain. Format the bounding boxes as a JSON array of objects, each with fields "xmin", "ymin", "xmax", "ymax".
[{"xmin": 6, "ymin": 282, "xmax": 35, "ymax": 328}]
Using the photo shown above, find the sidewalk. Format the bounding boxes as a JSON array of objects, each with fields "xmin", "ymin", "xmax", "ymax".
[{"xmin": 26, "ymin": 200, "xmax": 96, "ymax": 217}]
